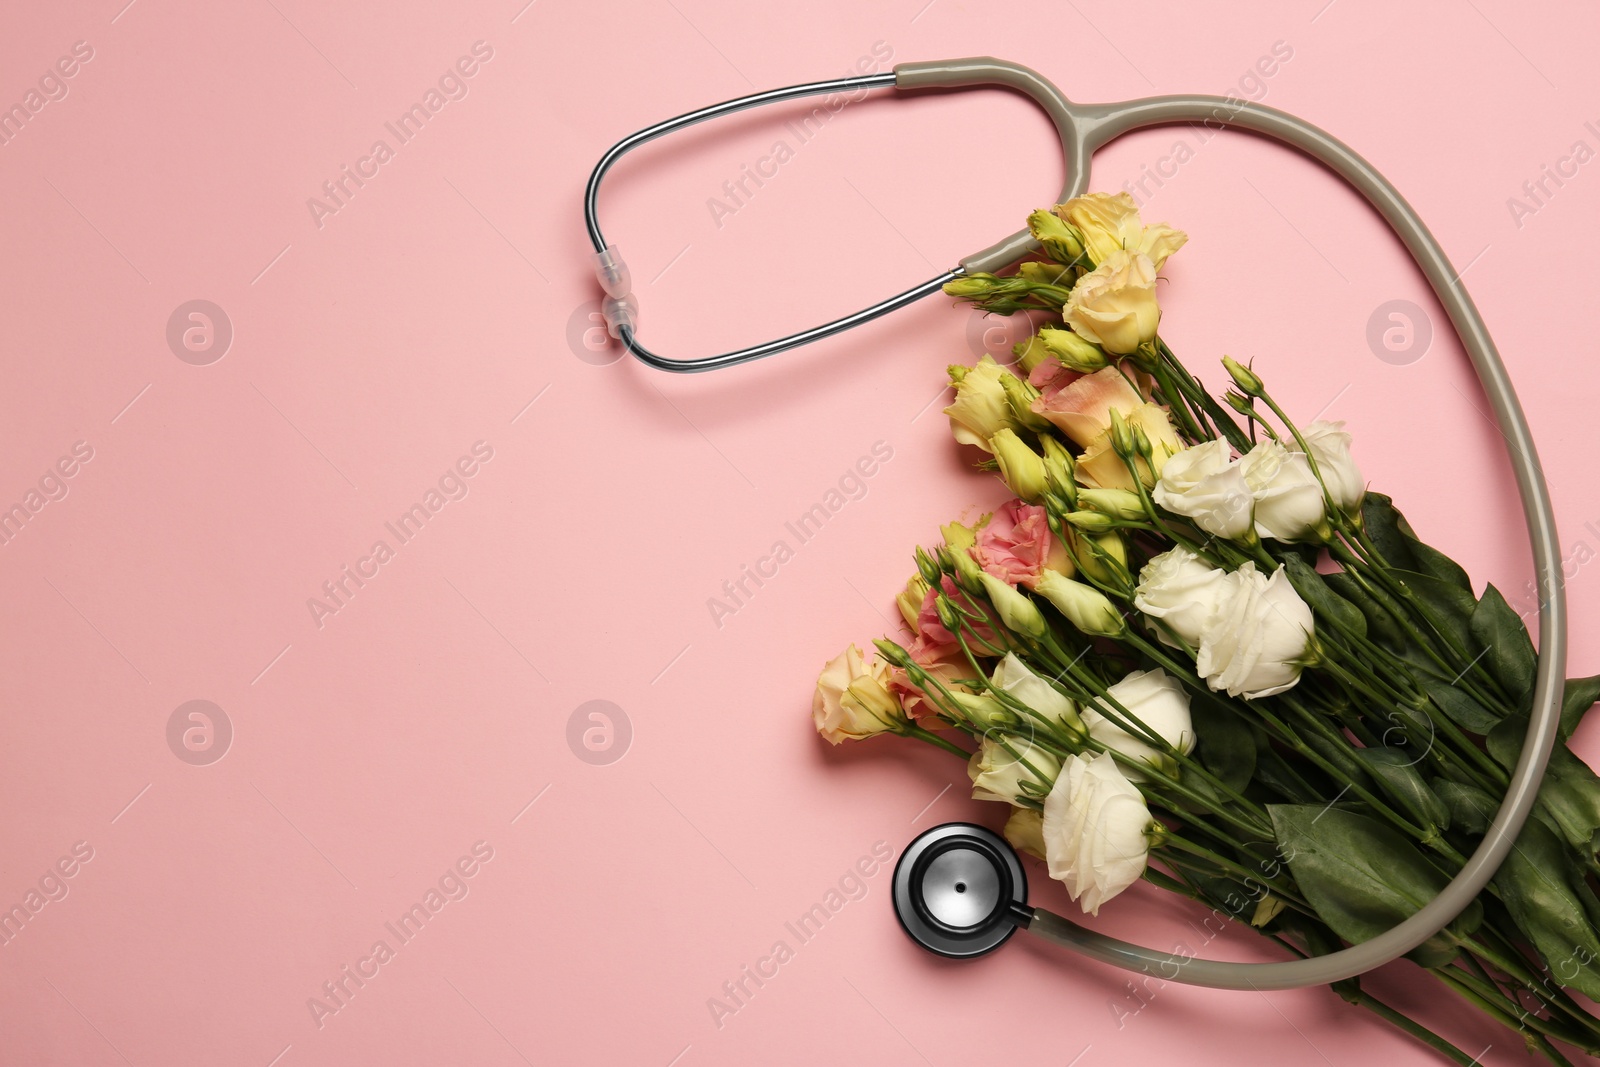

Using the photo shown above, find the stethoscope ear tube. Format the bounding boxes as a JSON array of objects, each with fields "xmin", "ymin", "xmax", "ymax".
[{"xmin": 588, "ymin": 59, "xmax": 1565, "ymax": 987}]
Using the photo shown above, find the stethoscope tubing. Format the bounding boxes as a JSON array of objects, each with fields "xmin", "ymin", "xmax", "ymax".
[{"xmin": 583, "ymin": 58, "xmax": 1565, "ymax": 990}]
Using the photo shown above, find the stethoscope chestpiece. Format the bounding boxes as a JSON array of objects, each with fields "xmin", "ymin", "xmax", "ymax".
[{"xmin": 892, "ymin": 822, "xmax": 1030, "ymax": 959}]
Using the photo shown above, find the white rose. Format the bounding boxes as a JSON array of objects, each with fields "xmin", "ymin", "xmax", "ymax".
[
  {"xmin": 969, "ymin": 733, "xmax": 1062, "ymax": 804},
  {"xmin": 943, "ymin": 356, "xmax": 1014, "ymax": 452},
  {"xmin": 1081, "ymin": 668, "xmax": 1196, "ymax": 778},
  {"xmin": 1302, "ymin": 420, "xmax": 1365, "ymax": 513},
  {"xmin": 1240, "ymin": 440, "xmax": 1325, "ymax": 542},
  {"xmin": 1134, "ymin": 547, "xmax": 1230, "ymax": 647},
  {"xmin": 813, "ymin": 644, "xmax": 903, "ymax": 743},
  {"xmin": 991, "ymin": 653, "xmax": 1079, "ymax": 728},
  {"xmin": 1195, "ymin": 563, "xmax": 1315, "ymax": 698},
  {"xmin": 1042, "ymin": 752, "xmax": 1152, "ymax": 915},
  {"xmin": 1151, "ymin": 440, "xmax": 1253, "ymax": 539},
  {"xmin": 1064, "ymin": 250, "xmax": 1161, "ymax": 355}
]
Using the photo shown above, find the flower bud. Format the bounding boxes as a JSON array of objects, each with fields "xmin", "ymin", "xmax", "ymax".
[
  {"xmin": 1077, "ymin": 487, "xmax": 1146, "ymax": 520},
  {"xmin": 1035, "ymin": 571, "xmax": 1127, "ymax": 637},
  {"xmin": 914, "ymin": 546, "xmax": 942, "ymax": 586},
  {"xmin": 1107, "ymin": 408, "xmax": 1135, "ymax": 458},
  {"xmin": 1018, "ymin": 261, "xmax": 1075, "ymax": 288},
  {"xmin": 944, "ymin": 275, "xmax": 1001, "ymax": 300},
  {"xmin": 1221, "ymin": 355, "xmax": 1264, "ymax": 397},
  {"xmin": 999, "ymin": 372, "xmax": 1054, "ymax": 433},
  {"xmin": 1013, "ymin": 334, "xmax": 1052, "ymax": 374},
  {"xmin": 951, "ymin": 692, "xmax": 1012, "ymax": 729},
  {"xmin": 949, "ymin": 545, "xmax": 984, "ymax": 591},
  {"xmin": 897, "ymin": 574, "xmax": 930, "ymax": 630},
  {"xmin": 1037, "ymin": 326, "xmax": 1109, "ymax": 373},
  {"xmin": 1039, "ymin": 435, "xmax": 1078, "ymax": 503},
  {"xmin": 1028, "ymin": 208, "xmax": 1085, "ymax": 263},
  {"xmin": 935, "ymin": 593, "xmax": 963, "ymax": 634},
  {"xmin": 1065, "ymin": 510, "xmax": 1117, "ymax": 532},
  {"xmin": 990, "ymin": 429, "xmax": 1049, "ymax": 504},
  {"xmin": 979, "ymin": 573, "xmax": 1048, "ymax": 638}
]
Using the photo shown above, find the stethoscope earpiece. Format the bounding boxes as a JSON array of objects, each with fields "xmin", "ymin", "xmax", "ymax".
[{"xmin": 893, "ymin": 823, "xmax": 1030, "ymax": 959}]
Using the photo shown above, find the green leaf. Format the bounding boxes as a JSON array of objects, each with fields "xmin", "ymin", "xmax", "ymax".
[
  {"xmin": 1422, "ymin": 680, "xmax": 1502, "ymax": 733},
  {"xmin": 1354, "ymin": 748, "xmax": 1450, "ymax": 833},
  {"xmin": 1469, "ymin": 584, "xmax": 1536, "ymax": 708},
  {"xmin": 1251, "ymin": 743, "xmax": 1324, "ymax": 804},
  {"xmin": 1493, "ymin": 815, "xmax": 1600, "ymax": 1001},
  {"xmin": 1432, "ymin": 778, "xmax": 1499, "ymax": 836},
  {"xmin": 1188, "ymin": 698, "xmax": 1258, "ymax": 794},
  {"xmin": 1361, "ymin": 493, "xmax": 1419, "ymax": 571},
  {"xmin": 1324, "ymin": 572, "xmax": 1407, "ymax": 650},
  {"xmin": 1269, "ymin": 805, "xmax": 1473, "ymax": 968},
  {"xmin": 1280, "ymin": 554, "xmax": 1366, "ymax": 640},
  {"xmin": 1404, "ymin": 538, "xmax": 1473, "ymax": 592},
  {"xmin": 1562, "ymin": 675, "xmax": 1600, "ymax": 739},
  {"xmin": 1392, "ymin": 569, "xmax": 1478, "ymax": 654},
  {"xmin": 1488, "ymin": 716, "xmax": 1600, "ymax": 852}
]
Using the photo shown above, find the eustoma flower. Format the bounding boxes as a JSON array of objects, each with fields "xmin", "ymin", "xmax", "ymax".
[
  {"xmin": 813, "ymin": 644, "xmax": 906, "ymax": 743},
  {"xmin": 969, "ymin": 734, "xmax": 1061, "ymax": 804},
  {"xmin": 1196, "ymin": 562, "xmax": 1315, "ymax": 698},
  {"xmin": 990, "ymin": 652, "xmax": 1079, "ymax": 728},
  {"xmin": 1133, "ymin": 547, "xmax": 1230, "ymax": 647},
  {"xmin": 1136, "ymin": 553, "xmax": 1316, "ymax": 698},
  {"xmin": 1151, "ymin": 440, "xmax": 1253, "ymax": 539},
  {"xmin": 1240, "ymin": 440, "xmax": 1325, "ymax": 542},
  {"xmin": 1063, "ymin": 250, "xmax": 1162, "ymax": 355},
  {"xmin": 943, "ymin": 355, "xmax": 1017, "ymax": 452},
  {"xmin": 1043, "ymin": 752, "xmax": 1153, "ymax": 915},
  {"xmin": 1301, "ymin": 420, "xmax": 1365, "ymax": 513},
  {"xmin": 1059, "ymin": 191, "xmax": 1188, "ymax": 270},
  {"xmin": 973, "ymin": 500, "xmax": 1074, "ymax": 589},
  {"xmin": 1081, "ymin": 668, "xmax": 1196, "ymax": 777}
]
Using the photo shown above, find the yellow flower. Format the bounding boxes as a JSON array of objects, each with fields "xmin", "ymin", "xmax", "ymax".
[
  {"xmin": 1064, "ymin": 250, "xmax": 1161, "ymax": 355},
  {"xmin": 944, "ymin": 356, "xmax": 1016, "ymax": 452},
  {"xmin": 813, "ymin": 645, "xmax": 905, "ymax": 744},
  {"xmin": 1060, "ymin": 191, "xmax": 1188, "ymax": 270}
]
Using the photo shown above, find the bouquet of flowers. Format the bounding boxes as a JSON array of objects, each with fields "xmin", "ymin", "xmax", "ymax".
[{"xmin": 813, "ymin": 192, "xmax": 1600, "ymax": 1063}]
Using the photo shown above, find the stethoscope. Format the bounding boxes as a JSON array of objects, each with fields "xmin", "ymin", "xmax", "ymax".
[{"xmin": 584, "ymin": 58, "xmax": 1566, "ymax": 990}]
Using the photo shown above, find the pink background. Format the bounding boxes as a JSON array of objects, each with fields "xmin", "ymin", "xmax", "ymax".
[{"xmin": 1, "ymin": 1, "xmax": 1597, "ymax": 1064}]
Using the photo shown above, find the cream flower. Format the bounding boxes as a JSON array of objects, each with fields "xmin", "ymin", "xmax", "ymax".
[
  {"xmin": 1031, "ymin": 365, "xmax": 1145, "ymax": 447},
  {"xmin": 990, "ymin": 653, "xmax": 1079, "ymax": 728},
  {"xmin": 1152, "ymin": 440, "xmax": 1253, "ymax": 539},
  {"xmin": 1134, "ymin": 547, "xmax": 1231, "ymax": 647},
  {"xmin": 1043, "ymin": 752, "xmax": 1153, "ymax": 915},
  {"xmin": 969, "ymin": 733, "xmax": 1062, "ymax": 804},
  {"xmin": 943, "ymin": 356, "xmax": 1015, "ymax": 452},
  {"xmin": 1240, "ymin": 440, "xmax": 1325, "ymax": 542},
  {"xmin": 1195, "ymin": 563, "xmax": 1315, "ymax": 698},
  {"xmin": 1060, "ymin": 192, "xmax": 1189, "ymax": 270},
  {"xmin": 1076, "ymin": 403, "xmax": 1184, "ymax": 489},
  {"xmin": 1081, "ymin": 668, "xmax": 1196, "ymax": 778},
  {"xmin": 1003, "ymin": 806, "xmax": 1047, "ymax": 861},
  {"xmin": 813, "ymin": 644, "xmax": 904, "ymax": 744},
  {"xmin": 1064, "ymin": 250, "xmax": 1162, "ymax": 355},
  {"xmin": 1302, "ymin": 420, "xmax": 1365, "ymax": 513}
]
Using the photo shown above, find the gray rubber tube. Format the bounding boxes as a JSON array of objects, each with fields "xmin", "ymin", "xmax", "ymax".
[{"xmin": 895, "ymin": 57, "xmax": 1565, "ymax": 990}]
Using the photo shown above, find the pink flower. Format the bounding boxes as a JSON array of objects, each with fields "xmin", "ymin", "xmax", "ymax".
[
  {"xmin": 912, "ymin": 575, "xmax": 997, "ymax": 654},
  {"xmin": 1031, "ymin": 365, "xmax": 1146, "ymax": 447},
  {"xmin": 973, "ymin": 500, "xmax": 1074, "ymax": 589},
  {"xmin": 1028, "ymin": 355, "xmax": 1082, "ymax": 394}
]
